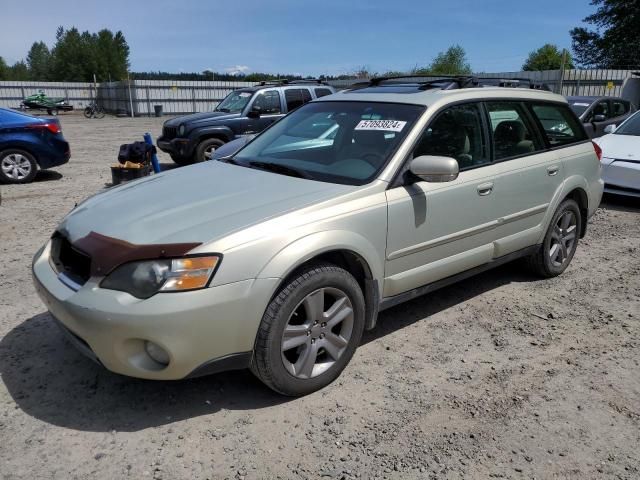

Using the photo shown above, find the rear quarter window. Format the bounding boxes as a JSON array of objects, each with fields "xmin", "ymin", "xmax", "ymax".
[{"xmin": 529, "ymin": 103, "xmax": 588, "ymax": 147}]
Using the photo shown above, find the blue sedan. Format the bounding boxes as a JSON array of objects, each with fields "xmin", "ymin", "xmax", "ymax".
[{"xmin": 0, "ymin": 108, "xmax": 71, "ymax": 184}]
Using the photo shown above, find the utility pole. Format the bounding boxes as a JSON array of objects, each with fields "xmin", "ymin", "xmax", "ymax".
[{"xmin": 558, "ymin": 49, "xmax": 568, "ymax": 95}]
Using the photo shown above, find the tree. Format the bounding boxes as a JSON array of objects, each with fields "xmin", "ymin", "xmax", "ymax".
[
  {"xmin": 522, "ymin": 44, "xmax": 574, "ymax": 71},
  {"xmin": 8, "ymin": 61, "xmax": 30, "ymax": 80},
  {"xmin": 413, "ymin": 45, "xmax": 472, "ymax": 75},
  {"xmin": 48, "ymin": 26, "xmax": 131, "ymax": 81},
  {"xmin": 26, "ymin": 41, "xmax": 52, "ymax": 80},
  {"xmin": 570, "ymin": 0, "xmax": 640, "ymax": 68},
  {"xmin": 0, "ymin": 56, "xmax": 8, "ymax": 80}
]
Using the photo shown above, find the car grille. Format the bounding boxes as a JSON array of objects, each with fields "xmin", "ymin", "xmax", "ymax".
[
  {"xmin": 50, "ymin": 233, "xmax": 92, "ymax": 286},
  {"xmin": 163, "ymin": 126, "xmax": 177, "ymax": 140}
]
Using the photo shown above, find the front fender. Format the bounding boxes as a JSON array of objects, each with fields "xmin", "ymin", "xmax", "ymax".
[
  {"xmin": 190, "ymin": 125, "xmax": 234, "ymax": 143},
  {"xmin": 256, "ymin": 230, "xmax": 384, "ymax": 297}
]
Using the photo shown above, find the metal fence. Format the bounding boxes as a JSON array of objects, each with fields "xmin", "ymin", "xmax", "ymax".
[
  {"xmin": 1, "ymin": 69, "xmax": 639, "ymax": 116},
  {"xmin": 0, "ymin": 81, "xmax": 96, "ymax": 110}
]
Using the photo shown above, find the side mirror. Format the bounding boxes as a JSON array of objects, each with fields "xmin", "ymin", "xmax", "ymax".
[
  {"xmin": 409, "ymin": 155, "xmax": 459, "ymax": 182},
  {"xmin": 247, "ymin": 107, "xmax": 261, "ymax": 119},
  {"xmin": 603, "ymin": 124, "xmax": 617, "ymax": 134},
  {"xmin": 593, "ymin": 114, "xmax": 606, "ymax": 123}
]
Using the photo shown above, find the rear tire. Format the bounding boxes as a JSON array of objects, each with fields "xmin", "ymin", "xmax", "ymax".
[
  {"xmin": 195, "ymin": 138, "xmax": 225, "ymax": 162},
  {"xmin": 526, "ymin": 199, "xmax": 581, "ymax": 278},
  {"xmin": 95, "ymin": 107, "xmax": 106, "ymax": 119},
  {"xmin": 251, "ymin": 262, "xmax": 365, "ymax": 396},
  {"xmin": 0, "ymin": 149, "xmax": 38, "ymax": 184},
  {"xmin": 83, "ymin": 107, "xmax": 93, "ymax": 119}
]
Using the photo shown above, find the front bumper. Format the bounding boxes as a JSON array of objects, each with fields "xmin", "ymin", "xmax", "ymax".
[
  {"xmin": 32, "ymin": 241, "xmax": 278, "ymax": 380},
  {"xmin": 157, "ymin": 136, "xmax": 194, "ymax": 158}
]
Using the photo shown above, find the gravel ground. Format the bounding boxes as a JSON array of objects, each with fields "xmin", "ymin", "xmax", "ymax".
[{"xmin": 1, "ymin": 114, "xmax": 639, "ymax": 480}]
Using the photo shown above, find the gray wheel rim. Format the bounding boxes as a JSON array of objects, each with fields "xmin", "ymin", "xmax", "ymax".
[
  {"xmin": 203, "ymin": 145, "xmax": 216, "ymax": 161},
  {"xmin": 281, "ymin": 287, "xmax": 354, "ymax": 379},
  {"xmin": 549, "ymin": 210, "xmax": 577, "ymax": 267},
  {"xmin": 1, "ymin": 153, "xmax": 32, "ymax": 180}
]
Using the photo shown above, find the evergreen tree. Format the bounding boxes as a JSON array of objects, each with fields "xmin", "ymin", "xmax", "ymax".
[
  {"xmin": 0, "ymin": 56, "xmax": 8, "ymax": 80},
  {"xmin": 570, "ymin": 0, "xmax": 640, "ymax": 68},
  {"xmin": 26, "ymin": 41, "xmax": 51, "ymax": 80}
]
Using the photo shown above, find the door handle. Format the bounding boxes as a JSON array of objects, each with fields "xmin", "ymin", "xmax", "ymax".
[
  {"xmin": 477, "ymin": 182, "xmax": 494, "ymax": 196},
  {"xmin": 547, "ymin": 166, "xmax": 559, "ymax": 176}
]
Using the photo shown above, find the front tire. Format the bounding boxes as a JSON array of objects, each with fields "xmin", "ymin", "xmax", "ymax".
[
  {"xmin": 527, "ymin": 199, "xmax": 581, "ymax": 278},
  {"xmin": 195, "ymin": 138, "xmax": 224, "ymax": 162},
  {"xmin": 0, "ymin": 149, "xmax": 38, "ymax": 184},
  {"xmin": 83, "ymin": 107, "xmax": 93, "ymax": 119},
  {"xmin": 252, "ymin": 263, "xmax": 365, "ymax": 396}
]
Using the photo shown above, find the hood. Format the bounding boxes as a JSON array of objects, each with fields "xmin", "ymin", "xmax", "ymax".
[
  {"xmin": 60, "ymin": 162, "xmax": 356, "ymax": 246},
  {"xmin": 163, "ymin": 111, "xmax": 240, "ymax": 127},
  {"xmin": 594, "ymin": 133, "xmax": 640, "ymax": 161}
]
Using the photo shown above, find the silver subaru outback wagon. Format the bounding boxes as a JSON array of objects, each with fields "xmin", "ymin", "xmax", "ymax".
[{"xmin": 33, "ymin": 77, "xmax": 603, "ymax": 396}]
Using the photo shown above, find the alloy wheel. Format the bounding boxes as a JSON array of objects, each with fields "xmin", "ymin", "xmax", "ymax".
[
  {"xmin": 281, "ymin": 287, "xmax": 354, "ymax": 379},
  {"xmin": 1, "ymin": 153, "xmax": 32, "ymax": 180},
  {"xmin": 203, "ymin": 146, "xmax": 216, "ymax": 160},
  {"xmin": 549, "ymin": 210, "xmax": 577, "ymax": 267}
]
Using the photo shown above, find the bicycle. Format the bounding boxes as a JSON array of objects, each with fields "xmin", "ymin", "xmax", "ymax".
[{"xmin": 83, "ymin": 102, "xmax": 106, "ymax": 119}]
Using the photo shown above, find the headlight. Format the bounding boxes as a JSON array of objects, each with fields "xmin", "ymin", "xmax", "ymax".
[
  {"xmin": 178, "ymin": 124, "xmax": 185, "ymax": 136},
  {"xmin": 101, "ymin": 255, "xmax": 220, "ymax": 299}
]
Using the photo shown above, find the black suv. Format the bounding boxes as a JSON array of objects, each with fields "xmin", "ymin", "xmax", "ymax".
[{"xmin": 157, "ymin": 80, "xmax": 335, "ymax": 164}]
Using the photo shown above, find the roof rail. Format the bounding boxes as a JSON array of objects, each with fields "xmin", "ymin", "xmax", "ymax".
[
  {"xmin": 366, "ymin": 75, "xmax": 551, "ymax": 91},
  {"xmin": 257, "ymin": 78, "xmax": 328, "ymax": 86}
]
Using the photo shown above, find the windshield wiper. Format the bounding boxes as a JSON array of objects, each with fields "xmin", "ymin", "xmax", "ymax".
[
  {"xmin": 247, "ymin": 160, "xmax": 312, "ymax": 179},
  {"xmin": 217, "ymin": 108, "xmax": 231, "ymax": 113}
]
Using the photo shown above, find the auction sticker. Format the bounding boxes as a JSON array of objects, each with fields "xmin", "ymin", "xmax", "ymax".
[{"xmin": 355, "ymin": 119, "xmax": 406, "ymax": 132}]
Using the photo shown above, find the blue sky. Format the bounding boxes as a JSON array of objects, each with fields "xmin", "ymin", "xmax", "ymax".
[{"xmin": 1, "ymin": 0, "xmax": 593, "ymax": 75}]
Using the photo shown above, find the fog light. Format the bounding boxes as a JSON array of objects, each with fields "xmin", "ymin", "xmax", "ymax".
[{"xmin": 144, "ymin": 341, "xmax": 170, "ymax": 366}]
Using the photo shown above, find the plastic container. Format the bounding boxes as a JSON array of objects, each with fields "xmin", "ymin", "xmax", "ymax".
[
  {"xmin": 110, "ymin": 164, "xmax": 151, "ymax": 185},
  {"xmin": 154, "ymin": 105, "xmax": 163, "ymax": 117}
]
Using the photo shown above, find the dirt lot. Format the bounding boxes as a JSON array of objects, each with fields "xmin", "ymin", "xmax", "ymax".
[{"xmin": 0, "ymin": 114, "xmax": 639, "ymax": 480}]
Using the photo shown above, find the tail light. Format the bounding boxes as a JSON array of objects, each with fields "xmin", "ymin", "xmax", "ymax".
[
  {"xmin": 27, "ymin": 123, "xmax": 61, "ymax": 134},
  {"xmin": 592, "ymin": 141, "xmax": 602, "ymax": 161}
]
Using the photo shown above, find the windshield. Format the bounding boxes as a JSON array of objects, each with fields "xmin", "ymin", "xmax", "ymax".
[
  {"xmin": 215, "ymin": 90, "xmax": 254, "ymax": 113},
  {"xmin": 569, "ymin": 101, "xmax": 591, "ymax": 117},
  {"xmin": 232, "ymin": 101, "xmax": 424, "ymax": 185},
  {"xmin": 614, "ymin": 111, "xmax": 640, "ymax": 136}
]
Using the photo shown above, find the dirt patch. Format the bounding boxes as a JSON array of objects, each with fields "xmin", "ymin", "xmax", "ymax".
[{"xmin": 1, "ymin": 114, "xmax": 639, "ymax": 479}]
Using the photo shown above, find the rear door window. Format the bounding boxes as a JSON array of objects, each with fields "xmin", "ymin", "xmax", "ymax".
[
  {"xmin": 529, "ymin": 103, "xmax": 588, "ymax": 147},
  {"xmin": 314, "ymin": 88, "xmax": 333, "ymax": 98},
  {"xmin": 611, "ymin": 99, "xmax": 630, "ymax": 118},
  {"xmin": 485, "ymin": 102, "xmax": 544, "ymax": 160},
  {"xmin": 285, "ymin": 89, "xmax": 312, "ymax": 111}
]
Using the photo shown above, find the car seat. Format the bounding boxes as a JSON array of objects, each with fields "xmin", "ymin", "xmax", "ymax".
[
  {"xmin": 493, "ymin": 121, "xmax": 534, "ymax": 158},
  {"xmin": 414, "ymin": 118, "xmax": 473, "ymax": 168}
]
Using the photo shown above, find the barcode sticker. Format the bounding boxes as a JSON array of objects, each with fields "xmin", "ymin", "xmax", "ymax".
[{"xmin": 355, "ymin": 120, "xmax": 407, "ymax": 132}]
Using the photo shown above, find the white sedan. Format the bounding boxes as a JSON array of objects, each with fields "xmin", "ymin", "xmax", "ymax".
[{"xmin": 594, "ymin": 110, "xmax": 640, "ymax": 197}]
